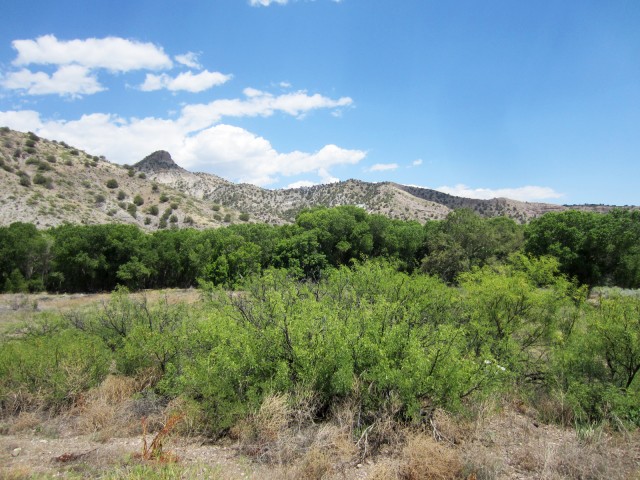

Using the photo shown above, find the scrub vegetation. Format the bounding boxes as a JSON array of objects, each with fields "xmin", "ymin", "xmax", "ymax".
[{"xmin": 1, "ymin": 207, "xmax": 639, "ymax": 478}]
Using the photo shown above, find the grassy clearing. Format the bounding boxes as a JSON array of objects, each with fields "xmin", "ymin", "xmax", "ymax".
[{"xmin": 0, "ymin": 289, "xmax": 200, "ymax": 333}]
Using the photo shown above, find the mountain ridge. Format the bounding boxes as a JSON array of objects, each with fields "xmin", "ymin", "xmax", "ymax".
[{"xmin": 0, "ymin": 128, "xmax": 635, "ymax": 230}]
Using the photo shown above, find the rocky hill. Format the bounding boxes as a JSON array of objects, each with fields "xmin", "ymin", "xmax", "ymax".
[
  {"xmin": 0, "ymin": 128, "xmax": 240, "ymax": 230},
  {"xmin": 0, "ymin": 128, "xmax": 632, "ymax": 230}
]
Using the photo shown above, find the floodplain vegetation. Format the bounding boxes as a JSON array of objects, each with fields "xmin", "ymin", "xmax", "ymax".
[{"xmin": 1, "ymin": 207, "xmax": 639, "ymax": 478}]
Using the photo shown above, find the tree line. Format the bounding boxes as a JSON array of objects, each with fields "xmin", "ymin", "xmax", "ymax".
[{"xmin": 1, "ymin": 206, "xmax": 639, "ymax": 293}]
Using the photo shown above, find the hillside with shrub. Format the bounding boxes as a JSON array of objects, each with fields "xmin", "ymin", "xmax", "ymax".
[{"xmin": 2, "ymin": 127, "xmax": 635, "ymax": 231}]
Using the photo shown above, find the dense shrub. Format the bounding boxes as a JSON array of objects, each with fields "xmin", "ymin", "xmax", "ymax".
[
  {"xmin": 106, "ymin": 179, "xmax": 119, "ymax": 189},
  {"xmin": 0, "ymin": 324, "xmax": 110, "ymax": 412}
]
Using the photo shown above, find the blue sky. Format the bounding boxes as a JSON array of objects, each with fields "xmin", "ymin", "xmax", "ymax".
[{"xmin": 1, "ymin": 0, "xmax": 638, "ymax": 205}]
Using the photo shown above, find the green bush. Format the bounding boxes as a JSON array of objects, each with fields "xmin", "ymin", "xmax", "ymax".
[
  {"xmin": 18, "ymin": 173, "xmax": 31, "ymax": 187},
  {"xmin": 127, "ymin": 203, "xmax": 137, "ymax": 218},
  {"xmin": 148, "ymin": 205, "xmax": 159, "ymax": 216},
  {"xmin": 117, "ymin": 190, "xmax": 126, "ymax": 200},
  {"xmin": 0, "ymin": 325, "xmax": 110, "ymax": 412},
  {"xmin": 133, "ymin": 194, "xmax": 144, "ymax": 206},
  {"xmin": 33, "ymin": 173, "xmax": 53, "ymax": 188},
  {"xmin": 549, "ymin": 294, "xmax": 640, "ymax": 425},
  {"xmin": 106, "ymin": 179, "xmax": 119, "ymax": 189}
]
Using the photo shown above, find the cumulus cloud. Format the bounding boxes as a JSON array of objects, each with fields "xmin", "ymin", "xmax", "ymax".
[
  {"xmin": 11, "ymin": 35, "xmax": 172, "ymax": 71},
  {"xmin": 181, "ymin": 125, "xmax": 364, "ymax": 184},
  {"xmin": 0, "ymin": 103, "xmax": 365, "ymax": 187},
  {"xmin": 412, "ymin": 159, "xmax": 423, "ymax": 166},
  {"xmin": 179, "ymin": 88, "xmax": 353, "ymax": 131},
  {"xmin": 174, "ymin": 52, "xmax": 201, "ymax": 69},
  {"xmin": 434, "ymin": 184, "xmax": 563, "ymax": 202},
  {"xmin": 368, "ymin": 163, "xmax": 398, "ymax": 172},
  {"xmin": 1, "ymin": 65, "xmax": 104, "ymax": 97},
  {"xmin": 140, "ymin": 70, "xmax": 232, "ymax": 93}
]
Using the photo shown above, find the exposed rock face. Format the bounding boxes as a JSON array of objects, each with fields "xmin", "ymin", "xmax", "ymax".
[{"xmin": 134, "ymin": 151, "xmax": 184, "ymax": 173}]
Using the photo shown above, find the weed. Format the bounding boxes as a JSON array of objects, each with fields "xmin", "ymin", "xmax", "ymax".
[{"xmin": 139, "ymin": 414, "xmax": 183, "ymax": 462}]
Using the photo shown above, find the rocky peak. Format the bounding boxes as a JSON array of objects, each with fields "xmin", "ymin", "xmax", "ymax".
[{"xmin": 134, "ymin": 150, "xmax": 184, "ymax": 173}]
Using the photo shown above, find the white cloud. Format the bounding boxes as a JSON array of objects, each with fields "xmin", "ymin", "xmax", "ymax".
[
  {"xmin": 11, "ymin": 35, "xmax": 172, "ymax": 71},
  {"xmin": 412, "ymin": 159, "xmax": 423, "ymax": 166},
  {"xmin": 287, "ymin": 180, "xmax": 316, "ymax": 189},
  {"xmin": 368, "ymin": 163, "xmax": 398, "ymax": 172},
  {"xmin": 0, "ymin": 110, "xmax": 43, "ymax": 131},
  {"xmin": 181, "ymin": 125, "xmax": 364, "ymax": 185},
  {"xmin": 0, "ymin": 108, "xmax": 365, "ymax": 187},
  {"xmin": 434, "ymin": 184, "xmax": 563, "ymax": 202},
  {"xmin": 249, "ymin": 0, "xmax": 288, "ymax": 6},
  {"xmin": 140, "ymin": 70, "xmax": 232, "ymax": 93},
  {"xmin": 179, "ymin": 88, "xmax": 353, "ymax": 131},
  {"xmin": 318, "ymin": 168, "xmax": 339, "ymax": 184},
  {"xmin": 174, "ymin": 52, "xmax": 201, "ymax": 69},
  {"xmin": 1, "ymin": 65, "xmax": 104, "ymax": 97}
]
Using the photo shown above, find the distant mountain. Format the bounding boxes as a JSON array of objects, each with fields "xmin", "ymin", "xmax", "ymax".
[{"xmin": 0, "ymin": 127, "xmax": 634, "ymax": 230}]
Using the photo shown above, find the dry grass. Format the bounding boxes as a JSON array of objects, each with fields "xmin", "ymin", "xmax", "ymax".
[
  {"xmin": 6, "ymin": 411, "xmax": 42, "ymax": 434},
  {"xmin": 163, "ymin": 396, "xmax": 205, "ymax": 437},
  {"xmin": 369, "ymin": 458, "xmax": 402, "ymax": 480},
  {"xmin": 400, "ymin": 432, "xmax": 463, "ymax": 480},
  {"xmin": 73, "ymin": 374, "xmax": 166, "ymax": 441},
  {"xmin": 461, "ymin": 400, "xmax": 640, "ymax": 480},
  {"xmin": 235, "ymin": 392, "xmax": 357, "ymax": 471},
  {"xmin": 0, "ymin": 466, "xmax": 36, "ymax": 480}
]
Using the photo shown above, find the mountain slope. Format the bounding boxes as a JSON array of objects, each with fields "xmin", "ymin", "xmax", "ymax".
[
  {"xmin": 132, "ymin": 154, "xmax": 567, "ymax": 224},
  {"xmin": 0, "ymin": 129, "xmax": 239, "ymax": 230},
  {"xmin": 0, "ymin": 128, "xmax": 634, "ymax": 230}
]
